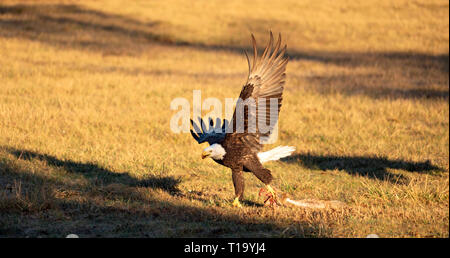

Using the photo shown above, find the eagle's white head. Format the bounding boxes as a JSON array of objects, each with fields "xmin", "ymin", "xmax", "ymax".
[{"xmin": 201, "ymin": 143, "xmax": 226, "ymax": 160}]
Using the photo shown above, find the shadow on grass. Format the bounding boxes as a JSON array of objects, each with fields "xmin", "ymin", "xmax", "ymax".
[
  {"xmin": 0, "ymin": 3, "xmax": 166, "ymax": 55},
  {"xmin": 0, "ymin": 147, "xmax": 324, "ymax": 237},
  {"xmin": 6, "ymin": 147, "xmax": 182, "ymax": 195},
  {"xmin": 0, "ymin": 3, "xmax": 448, "ymax": 100},
  {"xmin": 294, "ymin": 72, "xmax": 449, "ymax": 100},
  {"xmin": 282, "ymin": 153, "xmax": 444, "ymax": 184}
]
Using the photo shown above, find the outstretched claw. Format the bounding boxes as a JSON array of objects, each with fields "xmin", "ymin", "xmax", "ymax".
[
  {"xmin": 259, "ymin": 185, "xmax": 282, "ymax": 208},
  {"xmin": 232, "ymin": 197, "xmax": 243, "ymax": 208}
]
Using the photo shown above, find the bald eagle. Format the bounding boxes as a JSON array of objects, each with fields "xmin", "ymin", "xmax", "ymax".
[{"xmin": 190, "ymin": 32, "xmax": 294, "ymax": 207}]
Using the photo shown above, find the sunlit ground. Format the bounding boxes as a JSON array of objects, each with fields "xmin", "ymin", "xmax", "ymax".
[{"xmin": 0, "ymin": 0, "xmax": 448, "ymax": 237}]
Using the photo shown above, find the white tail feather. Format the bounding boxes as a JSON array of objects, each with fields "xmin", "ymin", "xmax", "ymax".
[{"xmin": 257, "ymin": 146, "xmax": 296, "ymax": 163}]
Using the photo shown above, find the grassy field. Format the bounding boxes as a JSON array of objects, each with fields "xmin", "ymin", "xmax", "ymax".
[{"xmin": 0, "ymin": 0, "xmax": 448, "ymax": 237}]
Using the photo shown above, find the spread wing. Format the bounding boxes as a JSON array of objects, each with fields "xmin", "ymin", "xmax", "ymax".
[{"xmin": 223, "ymin": 32, "xmax": 288, "ymax": 153}]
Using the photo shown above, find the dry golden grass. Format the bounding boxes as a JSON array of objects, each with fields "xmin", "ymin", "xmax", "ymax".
[{"xmin": 0, "ymin": 0, "xmax": 448, "ymax": 237}]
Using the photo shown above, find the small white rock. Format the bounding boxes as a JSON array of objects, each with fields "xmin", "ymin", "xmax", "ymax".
[
  {"xmin": 366, "ymin": 234, "xmax": 379, "ymax": 238},
  {"xmin": 66, "ymin": 234, "xmax": 79, "ymax": 238}
]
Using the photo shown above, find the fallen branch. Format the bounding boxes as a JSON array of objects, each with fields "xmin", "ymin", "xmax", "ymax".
[{"xmin": 281, "ymin": 196, "xmax": 345, "ymax": 209}]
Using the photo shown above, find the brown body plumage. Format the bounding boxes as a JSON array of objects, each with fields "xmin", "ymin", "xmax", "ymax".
[{"xmin": 190, "ymin": 32, "xmax": 289, "ymax": 205}]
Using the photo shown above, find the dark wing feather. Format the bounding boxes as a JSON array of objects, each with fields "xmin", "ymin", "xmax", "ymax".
[
  {"xmin": 224, "ymin": 32, "xmax": 288, "ymax": 152},
  {"xmin": 190, "ymin": 117, "xmax": 228, "ymax": 145}
]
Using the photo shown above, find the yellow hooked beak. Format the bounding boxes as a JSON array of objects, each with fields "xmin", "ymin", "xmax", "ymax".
[{"xmin": 201, "ymin": 151, "xmax": 211, "ymax": 159}]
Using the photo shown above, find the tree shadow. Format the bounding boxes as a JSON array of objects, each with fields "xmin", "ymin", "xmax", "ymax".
[
  {"xmin": 294, "ymin": 53, "xmax": 448, "ymax": 100},
  {"xmin": 282, "ymin": 153, "xmax": 445, "ymax": 184},
  {"xmin": 0, "ymin": 3, "xmax": 171, "ymax": 55},
  {"xmin": 4, "ymin": 147, "xmax": 181, "ymax": 195},
  {"xmin": 0, "ymin": 147, "xmax": 325, "ymax": 237},
  {"xmin": 1, "ymin": 2, "xmax": 447, "ymax": 101}
]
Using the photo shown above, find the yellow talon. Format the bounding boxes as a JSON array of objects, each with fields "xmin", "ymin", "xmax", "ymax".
[
  {"xmin": 266, "ymin": 185, "xmax": 276, "ymax": 196},
  {"xmin": 264, "ymin": 185, "xmax": 281, "ymax": 207},
  {"xmin": 232, "ymin": 197, "xmax": 242, "ymax": 208}
]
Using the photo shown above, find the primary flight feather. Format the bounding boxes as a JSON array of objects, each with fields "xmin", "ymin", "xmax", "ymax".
[{"xmin": 190, "ymin": 32, "xmax": 294, "ymax": 207}]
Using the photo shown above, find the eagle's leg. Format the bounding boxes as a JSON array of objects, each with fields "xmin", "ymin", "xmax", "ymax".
[
  {"xmin": 245, "ymin": 159, "xmax": 281, "ymax": 207},
  {"xmin": 231, "ymin": 169, "xmax": 245, "ymax": 208},
  {"xmin": 258, "ymin": 185, "xmax": 281, "ymax": 207},
  {"xmin": 265, "ymin": 185, "xmax": 281, "ymax": 206}
]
